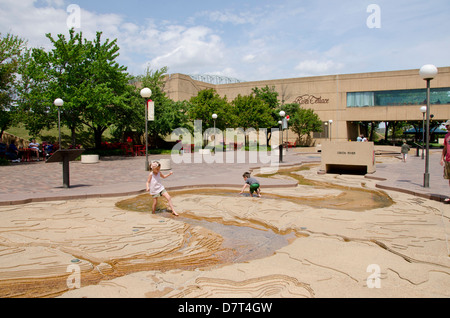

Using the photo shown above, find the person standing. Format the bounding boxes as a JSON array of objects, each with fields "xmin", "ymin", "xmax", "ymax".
[
  {"xmin": 401, "ymin": 140, "xmax": 410, "ymax": 162},
  {"xmin": 441, "ymin": 120, "xmax": 450, "ymax": 203}
]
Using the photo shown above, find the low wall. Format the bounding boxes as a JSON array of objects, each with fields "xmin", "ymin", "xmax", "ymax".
[{"xmin": 320, "ymin": 141, "xmax": 376, "ymax": 174}]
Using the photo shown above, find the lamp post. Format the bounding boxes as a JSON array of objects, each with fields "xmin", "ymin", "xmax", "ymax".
[
  {"xmin": 140, "ymin": 87, "xmax": 152, "ymax": 171},
  {"xmin": 54, "ymin": 98, "xmax": 64, "ymax": 150},
  {"xmin": 279, "ymin": 110, "xmax": 285, "ymax": 162},
  {"xmin": 419, "ymin": 64, "xmax": 438, "ymax": 188},
  {"xmin": 420, "ymin": 105, "xmax": 427, "ymax": 159},
  {"xmin": 286, "ymin": 115, "xmax": 290, "ymax": 152},
  {"xmin": 328, "ymin": 119, "xmax": 333, "ymax": 141},
  {"xmin": 212, "ymin": 113, "xmax": 217, "ymax": 153}
]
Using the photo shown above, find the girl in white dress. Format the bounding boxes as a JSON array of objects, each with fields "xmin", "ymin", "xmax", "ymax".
[{"xmin": 146, "ymin": 161, "xmax": 179, "ymax": 216}]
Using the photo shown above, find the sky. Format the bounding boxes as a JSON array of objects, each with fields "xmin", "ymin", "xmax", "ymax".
[{"xmin": 1, "ymin": 0, "xmax": 449, "ymax": 82}]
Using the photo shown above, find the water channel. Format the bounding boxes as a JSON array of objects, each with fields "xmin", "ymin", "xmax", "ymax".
[{"xmin": 116, "ymin": 165, "xmax": 393, "ymax": 267}]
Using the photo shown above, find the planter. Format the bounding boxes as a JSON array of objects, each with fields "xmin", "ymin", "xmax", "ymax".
[
  {"xmin": 158, "ymin": 158, "xmax": 171, "ymax": 170},
  {"xmin": 81, "ymin": 154, "xmax": 99, "ymax": 164}
]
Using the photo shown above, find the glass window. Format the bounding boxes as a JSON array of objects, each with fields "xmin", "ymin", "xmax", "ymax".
[
  {"xmin": 347, "ymin": 87, "xmax": 450, "ymax": 107},
  {"xmin": 347, "ymin": 92, "xmax": 374, "ymax": 107}
]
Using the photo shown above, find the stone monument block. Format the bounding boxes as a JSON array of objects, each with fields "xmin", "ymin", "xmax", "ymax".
[{"xmin": 320, "ymin": 141, "xmax": 375, "ymax": 174}]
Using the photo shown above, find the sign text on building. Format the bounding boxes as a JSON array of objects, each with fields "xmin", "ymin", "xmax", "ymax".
[{"xmin": 294, "ymin": 94, "xmax": 329, "ymax": 105}]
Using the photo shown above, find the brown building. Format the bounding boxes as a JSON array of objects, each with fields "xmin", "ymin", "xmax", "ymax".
[{"xmin": 163, "ymin": 67, "xmax": 450, "ymax": 144}]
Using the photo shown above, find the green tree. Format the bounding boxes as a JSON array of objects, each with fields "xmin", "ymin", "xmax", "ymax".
[
  {"xmin": 252, "ymin": 85, "xmax": 281, "ymax": 125},
  {"xmin": 252, "ymin": 86, "xmax": 280, "ymax": 110},
  {"xmin": 16, "ymin": 29, "xmax": 133, "ymax": 148},
  {"xmin": 73, "ymin": 31, "xmax": 131, "ymax": 148},
  {"xmin": 0, "ymin": 33, "xmax": 26, "ymax": 139},
  {"xmin": 251, "ymin": 85, "xmax": 280, "ymax": 144},
  {"xmin": 231, "ymin": 94, "xmax": 274, "ymax": 130},
  {"xmin": 189, "ymin": 88, "xmax": 233, "ymax": 132},
  {"xmin": 286, "ymin": 104, "xmax": 323, "ymax": 145}
]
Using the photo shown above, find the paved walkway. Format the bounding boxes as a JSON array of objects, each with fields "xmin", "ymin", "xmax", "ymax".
[
  {"xmin": 0, "ymin": 148, "xmax": 449, "ymax": 206},
  {"xmin": 369, "ymin": 149, "xmax": 449, "ymax": 203}
]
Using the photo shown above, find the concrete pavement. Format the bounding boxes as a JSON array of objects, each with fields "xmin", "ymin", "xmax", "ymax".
[
  {"xmin": 0, "ymin": 148, "xmax": 449, "ymax": 206},
  {"xmin": 369, "ymin": 149, "xmax": 450, "ymax": 203}
]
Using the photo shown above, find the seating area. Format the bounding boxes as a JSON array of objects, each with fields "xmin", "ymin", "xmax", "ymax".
[
  {"xmin": 286, "ymin": 141, "xmax": 297, "ymax": 148},
  {"xmin": 101, "ymin": 141, "xmax": 146, "ymax": 157},
  {"xmin": 0, "ymin": 139, "xmax": 61, "ymax": 163}
]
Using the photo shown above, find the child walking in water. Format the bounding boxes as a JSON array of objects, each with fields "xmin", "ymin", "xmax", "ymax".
[
  {"xmin": 146, "ymin": 161, "xmax": 179, "ymax": 216},
  {"xmin": 239, "ymin": 172, "xmax": 261, "ymax": 197}
]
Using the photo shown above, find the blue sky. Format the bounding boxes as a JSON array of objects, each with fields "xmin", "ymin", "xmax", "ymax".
[{"xmin": 1, "ymin": 0, "xmax": 449, "ymax": 81}]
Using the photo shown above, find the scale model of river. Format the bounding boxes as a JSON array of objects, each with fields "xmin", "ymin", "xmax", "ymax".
[
  {"xmin": 116, "ymin": 164, "xmax": 393, "ymax": 268},
  {"xmin": 0, "ymin": 164, "xmax": 393, "ymax": 298}
]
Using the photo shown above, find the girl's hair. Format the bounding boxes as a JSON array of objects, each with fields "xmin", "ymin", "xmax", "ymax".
[{"xmin": 150, "ymin": 161, "xmax": 161, "ymax": 171}]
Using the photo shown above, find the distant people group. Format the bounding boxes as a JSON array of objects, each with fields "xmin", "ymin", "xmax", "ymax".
[
  {"xmin": 0, "ymin": 138, "xmax": 56, "ymax": 163},
  {"xmin": 5, "ymin": 140, "xmax": 21, "ymax": 162},
  {"xmin": 357, "ymin": 134, "xmax": 368, "ymax": 142}
]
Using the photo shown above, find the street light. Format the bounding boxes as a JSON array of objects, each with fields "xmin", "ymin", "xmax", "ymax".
[
  {"xmin": 54, "ymin": 98, "xmax": 64, "ymax": 150},
  {"xmin": 278, "ymin": 120, "xmax": 282, "ymax": 162},
  {"xmin": 140, "ymin": 87, "xmax": 152, "ymax": 171},
  {"xmin": 419, "ymin": 64, "xmax": 438, "ymax": 188},
  {"xmin": 328, "ymin": 119, "xmax": 333, "ymax": 141},
  {"xmin": 212, "ymin": 114, "xmax": 217, "ymax": 153},
  {"xmin": 420, "ymin": 105, "xmax": 427, "ymax": 159},
  {"xmin": 279, "ymin": 110, "xmax": 285, "ymax": 162},
  {"xmin": 286, "ymin": 115, "xmax": 290, "ymax": 152}
]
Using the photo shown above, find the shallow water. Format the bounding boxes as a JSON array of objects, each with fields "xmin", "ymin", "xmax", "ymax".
[
  {"xmin": 116, "ymin": 165, "xmax": 393, "ymax": 266},
  {"xmin": 256, "ymin": 165, "xmax": 394, "ymax": 212},
  {"xmin": 166, "ymin": 214, "xmax": 297, "ymax": 264}
]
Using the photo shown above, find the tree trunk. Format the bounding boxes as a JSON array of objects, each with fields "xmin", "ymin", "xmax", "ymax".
[
  {"xmin": 384, "ymin": 121, "xmax": 389, "ymax": 142},
  {"xmin": 93, "ymin": 127, "xmax": 105, "ymax": 149},
  {"xmin": 70, "ymin": 126, "xmax": 76, "ymax": 147},
  {"xmin": 369, "ymin": 122, "xmax": 376, "ymax": 141}
]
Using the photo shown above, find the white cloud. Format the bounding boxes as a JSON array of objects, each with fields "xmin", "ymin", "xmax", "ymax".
[
  {"xmin": 42, "ymin": 0, "xmax": 65, "ymax": 7},
  {"xmin": 0, "ymin": 0, "xmax": 127, "ymax": 50},
  {"xmin": 149, "ymin": 26, "xmax": 225, "ymax": 73},
  {"xmin": 200, "ymin": 10, "xmax": 254, "ymax": 25},
  {"xmin": 0, "ymin": 1, "xmax": 231, "ymax": 76},
  {"xmin": 0, "ymin": 0, "xmax": 66, "ymax": 48},
  {"xmin": 1, "ymin": 0, "xmax": 449, "ymax": 81},
  {"xmin": 242, "ymin": 54, "xmax": 256, "ymax": 63},
  {"xmin": 295, "ymin": 60, "xmax": 344, "ymax": 77}
]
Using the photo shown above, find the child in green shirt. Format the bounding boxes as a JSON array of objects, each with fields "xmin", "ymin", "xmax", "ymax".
[{"xmin": 239, "ymin": 172, "xmax": 261, "ymax": 197}]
